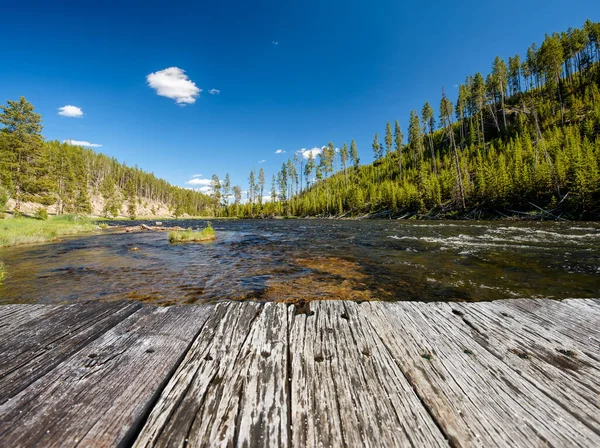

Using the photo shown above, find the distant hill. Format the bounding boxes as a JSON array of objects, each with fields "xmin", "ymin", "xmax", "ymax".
[{"xmin": 0, "ymin": 98, "xmax": 212, "ymax": 219}]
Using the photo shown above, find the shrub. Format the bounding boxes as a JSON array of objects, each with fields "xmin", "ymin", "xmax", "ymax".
[
  {"xmin": 34, "ymin": 207, "xmax": 48, "ymax": 220},
  {"xmin": 169, "ymin": 222, "xmax": 215, "ymax": 243}
]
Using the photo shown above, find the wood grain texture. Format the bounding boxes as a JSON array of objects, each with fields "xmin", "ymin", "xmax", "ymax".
[
  {"xmin": 363, "ymin": 301, "xmax": 600, "ymax": 447},
  {"xmin": 0, "ymin": 304, "xmax": 59, "ymax": 334},
  {"xmin": 451, "ymin": 300, "xmax": 600, "ymax": 435},
  {"xmin": 288, "ymin": 301, "xmax": 448, "ymax": 448},
  {"xmin": 0, "ymin": 304, "xmax": 213, "ymax": 448},
  {"xmin": 133, "ymin": 301, "xmax": 289, "ymax": 448},
  {"xmin": 0, "ymin": 300, "xmax": 141, "ymax": 404},
  {"xmin": 0, "ymin": 298, "xmax": 599, "ymax": 448}
]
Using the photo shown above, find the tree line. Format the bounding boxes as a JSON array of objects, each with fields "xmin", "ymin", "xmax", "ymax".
[
  {"xmin": 0, "ymin": 98, "xmax": 213, "ymax": 218},
  {"xmin": 213, "ymin": 20, "xmax": 600, "ymax": 219}
]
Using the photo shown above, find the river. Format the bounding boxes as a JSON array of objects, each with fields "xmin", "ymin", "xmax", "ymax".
[{"xmin": 0, "ymin": 219, "xmax": 599, "ymax": 305}]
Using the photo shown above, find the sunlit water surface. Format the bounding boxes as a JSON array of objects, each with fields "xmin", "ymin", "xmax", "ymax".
[{"xmin": 0, "ymin": 219, "xmax": 599, "ymax": 305}]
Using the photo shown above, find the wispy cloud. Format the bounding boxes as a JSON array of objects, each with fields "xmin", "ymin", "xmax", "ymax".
[
  {"xmin": 191, "ymin": 174, "xmax": 203, "ymax": 178},
  {"xmin": 186, "ymin": 178, "xmax": 211, "ymax": 186},
  {"xmin": 146, "ymin": 67, "xmax": 200, "ymax": 105},
  {"xmin": 64, "ymin": 139, "xmax": 102, "ymax": 148},
  {"xmin": 298, "ymin": 147, "xmax": 322, "ymax": 159},
  {"xmin": 272, "ymin": 41, "xmax": 279, "ymax": 46},
  {"xmin": 58, "ymin": 105, "xmax": 83, "ymax": 117},
  {"xmin": 275, "ymin": 149, "xmax": 285, "ymax": 154},
  {"xmin": 258, "ymin": 160, "xmax": 266, "ymax": 164},
  {"xmin": 208, "ymin": 89, "xmax": 220, "ymax": 95}
]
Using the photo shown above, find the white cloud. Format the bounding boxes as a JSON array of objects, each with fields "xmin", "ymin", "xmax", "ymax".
[
  {"xmin": 258, "ymin": 159, "xmax": 266, "ymax": 164},
  {"xmin": 191, "ymin": 173, "xmax": 203, "ymax": 178},
  {"xmin": 186, "ymin": 178, "xmax": 212, "ymax": 186},
  {"xmin": 58, "ymin": 105, "xmax": 83, "ymax": 117},
  {"xmin": 208, "ymin": 89, "xmax": 220, "ymax": 95},
  {"xmin": 196, "ymin": 186, "xmax": 212, "ymax": 194},
  {"xmin": 275, "ymin": 149, "xmax": 285, "ymax": 154},
  {"xmin": 64, "ymin": 139, "xmax": 102, "ymax": 148},
  {"xmin": 146, "ymin": 67, "xmax": 201, "ymax": 105},
  {"xmin": 298, "ymin": 147, "xmax": 322, "ymax": 159}
]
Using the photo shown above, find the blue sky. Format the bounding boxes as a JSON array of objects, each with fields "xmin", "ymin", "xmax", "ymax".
[{"xmin": 1, "ymin": 0, "xmax": 599, "ymax": 194}]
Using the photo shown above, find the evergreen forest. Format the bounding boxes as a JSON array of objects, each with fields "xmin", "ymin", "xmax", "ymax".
[
  {"xmin": 218, "ymin": 20, "xmax": 600, "ymax": 220},
  {"xmin": 2, "ymin": 20, "xmax": 600, "ymax": 221},
  {"xmin": 0, "ymin": 98, "xmax": 212, "ymax": 218}
]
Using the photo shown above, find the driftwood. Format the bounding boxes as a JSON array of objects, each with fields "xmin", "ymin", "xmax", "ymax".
[
  {"xmin": 0, "ymin": 299, "xmax": 599, "ymax": 447},
  {"xmin": 122, "ymin": 224, "xmax": 187, "ymax": 233}
]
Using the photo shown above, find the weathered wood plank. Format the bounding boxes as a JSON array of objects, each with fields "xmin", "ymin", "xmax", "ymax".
[
  {"xmin": 451, "ymin": 300, "xmax": 600, "ymax": 433},
  {"xmin": 0, "ymin": 304, "xmax": 59, "ymax": 335},
  {"xmin": 499, "ymin": 298, "xmax": 600, "ymax": 347},
  {"xmin": 0, "ymin": 304, "xmax": 213, "ymax": 447},
  {"xmin": 134, "ymin": 301, "xmax": 288, "ymax": 448},
  {"xmin": 363, "ymin": 301, "xmax": 600, "ymax": 447},
  {"xmin": 0, "ymin": 299, "xmax": 598, "ymax": 448},
  {"xmin": 289, "ymin": 301, "xmax": 448, "ymax": 448},
  {"xmin": 0, "ymin": 300, "xmax": 141, "ymax": 404}
]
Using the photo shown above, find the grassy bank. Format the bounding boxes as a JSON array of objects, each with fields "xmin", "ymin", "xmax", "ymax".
[
  {"xmin": 169, "ymin": 223, "xmax": 215, "ymax": 243},
  {"xmin": 0, "ymin": 215, "xmax": 99, "ymax": 247}
]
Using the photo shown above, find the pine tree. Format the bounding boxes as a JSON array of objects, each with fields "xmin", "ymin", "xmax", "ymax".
[
  {"xmin": 350, "ymin": 139, "xmax": 359, "ymax": 171},
  {"xmin": 372, "ymin": 133, "xmax": 381, "ymax": 161},
  {"xmin": 0, "ymin": 97, "xmax": 48, "ymax": 211},
  {"xmin": 408, "ymin": 111, "xmax": 423, "ymax": 164},
  {"xmin": 125, "ymin": 179, "xmax": 137, "ymax": 219},
  {"xmin": 211, "ymin": 174, "xmax": 221, "ymax": 215},
  {"xmin": 492, "ymin": 56, "xmax": 509, "ymax": 130},
  {"xmin": 472, "ymin": 73, "xmax": 486, "ymax": 145},
  {"xmin": 258, "ymin": 168, "xmax": 265, "ymax": 205},
  {"xmin": 421, "ymin": 102, "xmax": 437, "ymax": 173},
  {"xmin": 222, "ymin": 173, "xmax": 231, "ymax": 206},
  {"xmin": 440, "ymin": 87, "xmax": 466, "ymax": 209},
  {"xmin": 384, "ymin": 122, "xmax": 393, "ymax": 156},
  {"xmin": 394, "ymin": 120, "xmax": 403, "ymax": 177},
  {"xmin": 509, "ymin": 54, "xmax": 522, "ymax": 94},
  {"xmin": 340, "ymin": 142, "xmax": 349, "ymax": 188},
  {"xmin": 305, "ymin": 152, "xmax": 315, "ymax": 188}
]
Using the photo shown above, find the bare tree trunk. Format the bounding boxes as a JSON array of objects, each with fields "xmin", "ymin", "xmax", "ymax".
[
  {"xmin": 487, "ymin": 102, "xmax": 501, "ymax": 134},
  {"xmin": 448, "ymin": 120, "xmax": 466, "ymax": 209},
  {"xmin": 428, "ymin": 132, "xmax": 437, "ymax": 174},
  {"xmin": 500, "ymin": 84, "xmax": 507, "ymax": 131}
]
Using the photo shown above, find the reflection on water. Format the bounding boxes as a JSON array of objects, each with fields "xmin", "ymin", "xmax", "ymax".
[{"xmin": 0, "ymin": 219, "xmax": 599, "ymax": 305}]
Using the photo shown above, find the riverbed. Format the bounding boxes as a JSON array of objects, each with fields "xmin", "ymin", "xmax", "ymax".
[{"xmin": 0, "ymin": 219, "xmax": 598, "ymax": 304}]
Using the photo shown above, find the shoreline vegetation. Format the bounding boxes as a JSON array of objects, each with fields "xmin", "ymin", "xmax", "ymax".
[
  {"xmin": 168, "ymin": 223, "xmax": 215, "ymax": 243},
  {"xmin": 0, "ymin": 215, "xmax": 99, "ymax": 247}
]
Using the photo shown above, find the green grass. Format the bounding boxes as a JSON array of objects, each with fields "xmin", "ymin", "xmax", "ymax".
[
  {"xmin": 0, "ymin": 215, "xmax": 99, "ymax": 247},
  {"xmin": 168, "ymin": 223, "xmax": 216, "ymax": 243},
  {"xmin": 0, "ymin": 261, "xmax": 6, "ymax": 285}
]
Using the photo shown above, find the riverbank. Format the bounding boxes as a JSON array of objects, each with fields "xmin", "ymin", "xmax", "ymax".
[{"xmin": 0, "ymin": 215, "xmax": 100, "ymax": 247}]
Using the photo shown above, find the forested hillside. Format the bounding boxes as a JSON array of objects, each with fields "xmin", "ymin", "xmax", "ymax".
[
  {"xmin": 226, "ymin": 20, "xmax": 600, "ymax": 219},
  {"xmin": 0, "ymin": 98, "xmax": 212, "ymax": 218}
]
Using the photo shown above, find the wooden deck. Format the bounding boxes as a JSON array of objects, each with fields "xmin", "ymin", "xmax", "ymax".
[{"xmin": 0, "ymin": 299, "xmax": 599, "ymax": 447}]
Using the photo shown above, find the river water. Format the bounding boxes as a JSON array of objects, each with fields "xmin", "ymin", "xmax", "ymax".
[{"xmin": 0, "ymin": 219, "xmax": 599, "ymax": 305}]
